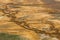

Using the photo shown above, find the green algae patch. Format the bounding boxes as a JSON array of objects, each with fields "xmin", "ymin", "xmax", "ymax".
[{"xmin": 0, "ymin": 33, "xmax": 29, "ymax": 40}]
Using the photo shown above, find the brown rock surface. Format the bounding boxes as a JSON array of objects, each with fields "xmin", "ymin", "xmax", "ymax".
[{"xmin": 0, "ymin": 0, "xmax": 60, "ymax": 40}]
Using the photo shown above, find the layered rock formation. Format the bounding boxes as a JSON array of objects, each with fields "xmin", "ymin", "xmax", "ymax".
[{"xmin": 0, "ymin": 0, "xmax": 60, "ymax": 40}]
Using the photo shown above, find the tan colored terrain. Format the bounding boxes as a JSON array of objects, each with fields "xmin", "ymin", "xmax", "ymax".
[{"xmin": 0, "ymin": 0, "xmax": 60, "ymax": 40}]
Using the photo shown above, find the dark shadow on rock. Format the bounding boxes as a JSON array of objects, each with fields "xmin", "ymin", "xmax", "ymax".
[
  {"xmin": 41, "ymin": 0, "xmax": 60, "ymax": 4},
  {"xmin": 41, "ymin": 0, "xmax": 60, "ymax": 9}
]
